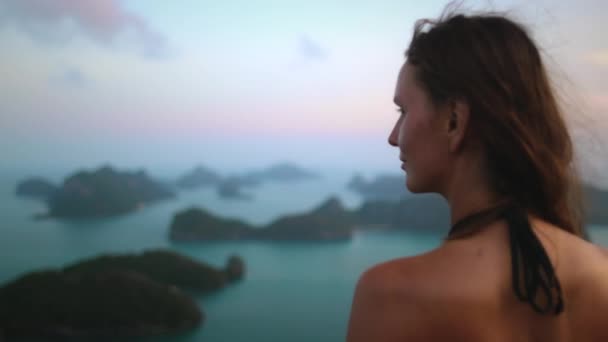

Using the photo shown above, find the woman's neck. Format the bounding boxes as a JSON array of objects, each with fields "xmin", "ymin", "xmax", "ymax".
[{"xmin": 442, "ymin": 156, "xmax": 504, "ymax": 227}]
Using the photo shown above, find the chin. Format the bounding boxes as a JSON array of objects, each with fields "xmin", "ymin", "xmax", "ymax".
[
  {"xmin": 405, "ymin": 176, "xmax": 433, "ymax": 194},
  {"xmin": 405, "ymin": 177, "xmax": 421, "ymax": 193}
]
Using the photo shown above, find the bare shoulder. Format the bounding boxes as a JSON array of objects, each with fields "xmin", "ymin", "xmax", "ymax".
[
  {"xmin": 592, "ymin": 240, "xmax": 608, "ymax": 261},
  {"xmin": 558, "ymin": 230, "xmax": 608, "ymax": 297},
  {"xmin": 534, "ymin": 221, "xmax": 608, "ymax": 279},
  {"xmin": 346, "ymin": 223, "xmax": 608, "ymax": 342},
  {"xmin": 346, "ymin": 247, "xmax": 477, "ymax": 342},
  {"xmin": 532, "ymin": 221, "xmax": 608, "ymax": 340}
]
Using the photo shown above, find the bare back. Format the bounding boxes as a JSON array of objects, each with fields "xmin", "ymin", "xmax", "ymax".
[{"xmin": 347, "ymin": 220, "xmax": 608, "ymax": 342}]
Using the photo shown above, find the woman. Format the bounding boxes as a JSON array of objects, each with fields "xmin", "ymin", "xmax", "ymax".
[{"xmin": 346, "ymin": 10, "xmax": 608, "ymax": 342}]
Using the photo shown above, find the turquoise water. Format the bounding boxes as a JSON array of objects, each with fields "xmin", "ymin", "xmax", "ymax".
[{"xmin": 1, "ymin": 168, "xmax": 606, "ymax": 342}]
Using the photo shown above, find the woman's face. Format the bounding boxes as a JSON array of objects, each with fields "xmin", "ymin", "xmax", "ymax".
[{"xmin": 388, "ymin": 62, "xmax": 451, "ymax": 194}]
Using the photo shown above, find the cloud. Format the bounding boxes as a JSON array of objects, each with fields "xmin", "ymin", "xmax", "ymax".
[
  {"xmin": 297, "ymin": 35, "xmax": 328, "ymax": 61},
  {"xmin": 588, "ymin": 93, "xmax": 608, "ymax": 111},
  {"xmin": 0, "ymin": 0, "xmax": 170, "ymax": 59},
  {"xmin": 51, "ymin": 66, "xmax": 89, "ymax": 87}
]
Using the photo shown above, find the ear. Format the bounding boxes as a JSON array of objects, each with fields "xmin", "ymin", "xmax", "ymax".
[{"xmin": 446, "ymin": 99, "xmax": 470, "ymax": 153}]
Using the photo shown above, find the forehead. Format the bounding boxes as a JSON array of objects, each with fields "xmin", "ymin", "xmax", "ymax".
[{"xmin": 393, "ymin": 62, "xmax": 416, "ymax": 104}]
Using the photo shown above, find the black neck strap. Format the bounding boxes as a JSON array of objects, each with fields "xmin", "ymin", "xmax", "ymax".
[{"xmin": 446, "ymin": 203, "xmax": 564, "ymax": 315}]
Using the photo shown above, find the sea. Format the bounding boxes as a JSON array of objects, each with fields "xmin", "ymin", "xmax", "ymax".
[{"xmin": 1, "ymin": 166, "xmax": 607, "ymax": 342}]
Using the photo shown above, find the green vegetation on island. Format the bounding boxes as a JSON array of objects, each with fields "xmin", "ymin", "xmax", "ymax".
[
  {"xmin": 169, "ymin": 207, "xmax": 253, "ymax": 241},
  {"xmin": 0, "ymin": 249, "xmax": 244, "ymax": 340},
  {"xmin": 15, "ymin": 177, "xmax": 57, "ymax": 198},
  {"xmin": 258, "ymin": 197, "xmax": 354, "ymax": 241},
  {"xmin": 48, "ymin": 165, "xmax": 175, "ymax": 218},
  {"xmin": 169, "ymin": 195, "xmax": 448, "ymax": 242},
  {"xmin": 64, "ymin": 250, "xmax": 244, "ymax": 292},
  {"xmin": 242, "ymin": 162, "xmax": 320, "ymax": 183},
  {"xmin": 347, "ymin": 173, "xmax": 407, "ymax": 201},
  {"xmin": 217, "ymin": 177, "xmax": 255, "ymax": 200},
  {"xmin": 170, "ymin": 197, "xmax": 354, "ymax": 242},
  {"xmin": 175, "ymin": 165, "xmax": 222, "ymax": 189},
  {"xmin": 174, "ymin": 163, "xmax": 320, "ymax": 201},
  {"xmin": 170, "ymin": 181, "xmax": 608, "ymax": 242},
  {"xmin": 356, "ymin": 194, "xmax": 450, "ymax": 231}
]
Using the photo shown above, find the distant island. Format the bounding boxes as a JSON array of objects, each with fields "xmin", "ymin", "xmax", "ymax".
[
  {"xmin": 46, "ymin": 165, "xmax": 175, "ymax": 218},
  {"xmin": 355, "ymin": 193, "xmax": 450, "ymax": 231},
  {"xmin": 15, "ymin": 177, "xmax": 57, "ymax": 199},
  {"xmin": 0, "ymin": 249, "xmax": 244, "ymax": 340},
  {"xmin": 347, "ymin": 173, "xmax": 408, "ymax": 201},
  {"xmin": 169, "ymin": 180, "xmax": 608, "ymax": 243},
  {"xmin": 348, "ymin": 173, "xmax": 608, "ymax": 227},
  {"xmin": 217, "ymin": 177, "xmax": 255, "ymax": 200},
  {"xmin": 175, "ymin": 162, "xmax": 321, "ymax": 201},
  {"xmin": 169, "ymin": 207, "xmax": 254, "ymax": 241},
  {"xmin": 216, "ymin": 162, "xmax": 320, "ymax": 200},
  {"xmin": 259, "ymin": 197, "xmax": 355, "ymax": 241},
  {"xmin": 170, "ymin": 197, "xmax": 354, "ymax": 242},
  {"xmin": 170, "ymin": 194, "xmax": 448, "ymax": 242},
  {"xmin": 242, "ymin": 162, "xmax": 320, "ymax": 183},
  {"xmin": 15, "ymin": 177, "xmax": 57, "ymax": 198},
  {"xmin": 175, "ymin": 165, "xmax": 222, "ymax": 189},
  {"xmin": 583, "ymin": 184, "xmax": 608, "ymax": 225}
]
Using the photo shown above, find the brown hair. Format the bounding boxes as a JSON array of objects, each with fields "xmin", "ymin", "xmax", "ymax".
[{"xmin": 405, "ymin": 10, "xmax": 586, "ymax": 239}]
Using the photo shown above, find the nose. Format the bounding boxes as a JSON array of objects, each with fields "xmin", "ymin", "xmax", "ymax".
[{"xmin": 388, "ymin": 120, "xmax": 399, "ymax": 147}]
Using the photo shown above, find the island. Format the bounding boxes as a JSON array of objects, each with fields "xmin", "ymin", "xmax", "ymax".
[
  {"xmin": 168, "ymin": 191, "xmax": 461, "ymax": 241},
  {"xmin": 242, "ymin": 162, "xmax": 320, "ymax": 183},
  {"xmin": 347, "ymin": 173, "xmax": 408, "ymax": 201},
  {"xmin": 355, "ymin": 184, "xmax": 608, "ymax": 230},
  {"xmin": 63, "ymin": 249, "xmax": 243, "ymax": 292},
  {"xmin": 583, "ymin": 184, "xmax": 608, "ymax": 225},
  {"xmin": 173, "ymin": 162, "xmax": 319, "ymax": 201},
  {"xmin": 258, "ymin": 197, "xmax": 354, "ymax": 241},
  {"xmin": 169, "ymin": 179, "xmax": 608, "ymax": 242},
  {"xmin": 217, "ymin": 177, "xmax": 255, "ymax": 200},
  {"xmin": 169, "ymin": 207, "xmax": 254, "ymax": 241},
  {"xmin": 0, "ymin": 249, "xmax": 244, "ymax": 340},
  {"xmin": 47, "ymin": 165, "xmax": 175, "ymax": 218},
  {"xmin": 170, "ymin": 197, "xmax": 354, "ymax": 241},
  {"xmin": 175, "ymin": 165, "xmax": 222, "ymax": 189},
  {"xmin": 355, "ymin": 193, "xmax": 449, "ymax": 231},
  {"xmin": 349, "ymin": 173, "xmax": 608, "ymax": 227},
  {"xmin": 15, "ymin": 177, "xmax": 57, "ymax": 198},
  {"xmin": 212, "ymin": 162, "xmax": 319, "ymax": 201}
]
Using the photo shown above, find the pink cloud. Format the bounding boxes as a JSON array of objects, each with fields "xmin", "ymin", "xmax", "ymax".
[
  {"xmin": 584, "ymin": 50, "xmax": 608, "ymax": 67},
  {"xmin": 588, "ymin": 93, "xmax": 608, "ymax": 111},
  {"xmin": 0, "ymin": 0, "xmax": 169, "ymax": 58}
]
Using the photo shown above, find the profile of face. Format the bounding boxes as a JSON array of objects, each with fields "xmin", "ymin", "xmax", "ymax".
[{"xmin": 388, "ymin": 62, "xmax": 453, "ymax": 194}]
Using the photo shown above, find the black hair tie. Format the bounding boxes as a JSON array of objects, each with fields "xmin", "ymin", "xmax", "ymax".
[{"xmin": 447, "ymin": 203, "xmax": 564, "ymax": 315}]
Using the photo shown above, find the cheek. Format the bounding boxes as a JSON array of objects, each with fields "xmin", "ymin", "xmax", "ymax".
[
  {"xmin": 400, "ymin": 116, "xmax": 447, "ymax": 168},
  {"xmin": 397, "ymin": 115, "xmax": 420, "ymax": 152},
  {"xmin": 418, "ymin": 135, "xmax": 450, "ymax": 179}
]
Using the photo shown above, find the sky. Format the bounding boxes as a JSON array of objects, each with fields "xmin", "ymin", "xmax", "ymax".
[{"xmin": 0, "ymin": 0, "xmax": 607, "ymax": 184}]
